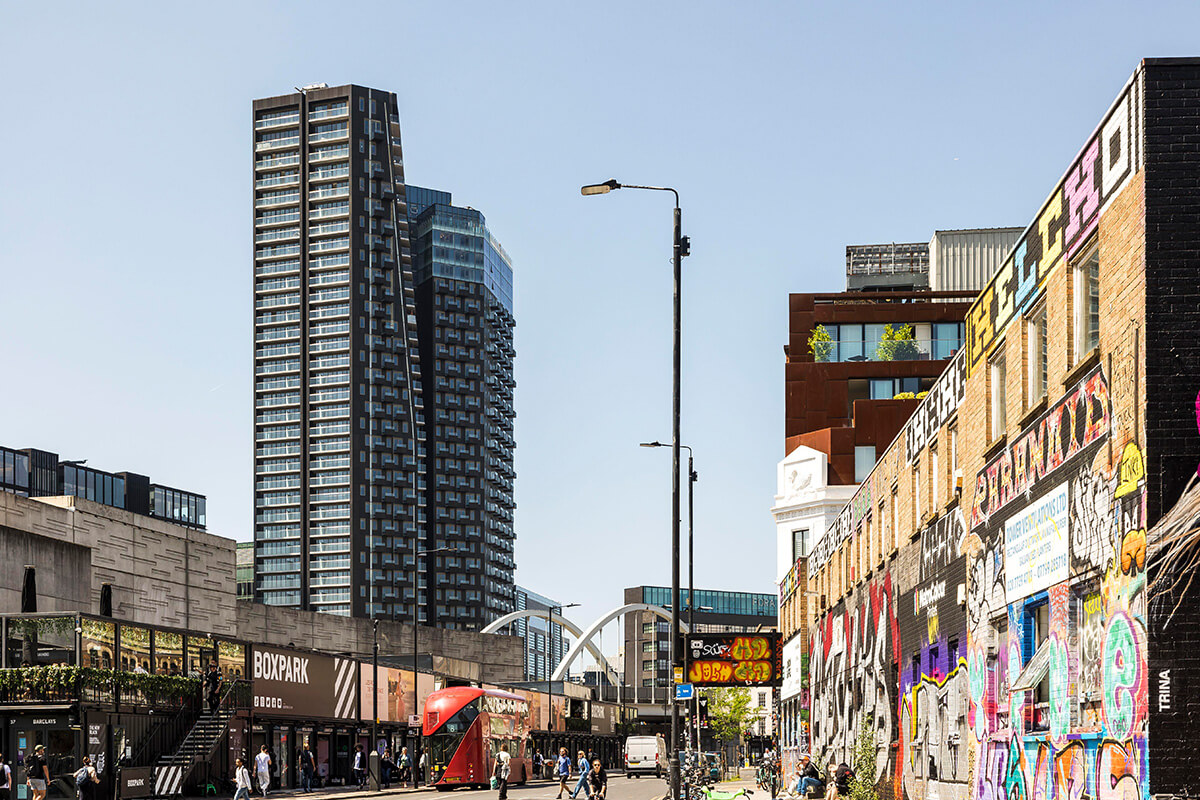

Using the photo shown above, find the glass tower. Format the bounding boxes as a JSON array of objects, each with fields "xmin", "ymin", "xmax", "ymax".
[
  {"xmin": 408, "ymin": 186, "xmax": 516, "ymax": 629},
  {"xmin": 252, "ymin": 84, "xmax": 426, "ymax": 619}
]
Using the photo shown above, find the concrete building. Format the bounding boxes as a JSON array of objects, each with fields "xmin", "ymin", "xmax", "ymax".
[
  {"xmin": 0, "ymin": 443, "xmax": 206, "ymax": 529},
  {"xmin": 236, "ymin": 541, "xmax": 254, "ymax": 601},
  {"xmin": 406, "ymin": 186, "xmax": 517, "ymax": 629},
  {"xmin": 251, "ymin": 84, "xmax": 425, "ymax": 620},
  {"xmin": 505, "ymin": 586, "xmax": 566, "ymax": 683},
  {"xmin": 801, "ymin": 59, "xmax": 1200, "ymax": 800}
]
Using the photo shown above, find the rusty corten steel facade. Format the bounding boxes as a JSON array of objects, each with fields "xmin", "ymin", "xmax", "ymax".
[{"xmin": 784, "ymin": 289, "xmax": 975, "ymax": 485}]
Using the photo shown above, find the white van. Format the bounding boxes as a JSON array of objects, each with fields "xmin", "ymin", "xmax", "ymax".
[{"xmin": 623, "ymin": 734, "xmax": 667, "ymax": 778}]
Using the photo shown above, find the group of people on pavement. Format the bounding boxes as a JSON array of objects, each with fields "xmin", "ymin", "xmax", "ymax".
[
  {"xmin": 351, "ymin": 744, "xmax": 418, "ymax": 791},
  {"xmin": 786, "ymin": 752, "xmax": 855, "ymax": 799},
  {"xmin": 549, "ymin": 747, "xmax": 605, "ymax": 800},
  {"xmin": 0, "ymin": 743, "xmax": 98, "ymax": 800}
]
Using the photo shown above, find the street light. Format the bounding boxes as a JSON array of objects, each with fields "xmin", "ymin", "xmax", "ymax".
[
  {"xmin": 410, "ymin": 545, "xmax": 452, "ymax": 788},
  {"xmin": 640, "ymin": 441, "xmax": 698, "ymax": 682},
  {"xmin": 547, "ymin": 603, "xmax": 580, "ymax": 734},
  {"xmin": 585, "ymin": 178, "xmax": 690, "ymax": 800}
]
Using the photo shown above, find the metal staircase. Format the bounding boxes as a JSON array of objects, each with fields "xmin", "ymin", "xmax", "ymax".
[{"xmin": 153, "ymin": 681, "xmax": 247, "ymax": 797}]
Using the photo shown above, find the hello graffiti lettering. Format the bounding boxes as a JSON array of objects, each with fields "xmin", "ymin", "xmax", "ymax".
[
  {"xmin": 972, "ymin": 366, "xmax": 1110, "ymax": 531},
  {"xmin": 964, "ymin": 79, "xmax": 1140, "ymax": 378}
]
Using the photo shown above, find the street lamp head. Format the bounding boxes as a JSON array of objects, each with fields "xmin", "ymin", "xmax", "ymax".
[
  {"xmin": 639, "ymin": 441, "xmax": 665, "ymax": 448},
  {"xmin": 580, "ymin": 179, "xmax": 621, "ymax": 196}
]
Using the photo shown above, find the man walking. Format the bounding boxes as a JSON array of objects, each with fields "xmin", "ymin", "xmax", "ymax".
[
  {"xmin": 569, "ymin": 751, "xmax": 590, "ymax": 800},
  {"xmin": 352, "ymin": 745, "xmax": 366, "ymax": 789},
  {"xmin": 298, "ymin": 744, "xmax": 314, "ymax": 793},
  {"xmin": 26, "ymin": 744, "xmax": 49, "ymax": 800},
  {"xmin": 205, "ymin": 662, "xmax": 221, "ymax": 713},
  {"xmin": 254, "ymin": 745, "xmax": 271, "ymax": 797},
  {"xmin": 0, "ymin": 752, "xmax": 12, "ymax": 800}
]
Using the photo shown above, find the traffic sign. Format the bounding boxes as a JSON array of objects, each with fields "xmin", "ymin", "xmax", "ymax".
[
  {"xmin": 673, "ymin": 666, "xmax": 684, "ymax": 684},
  {"xmin": 675, "ymin": 683, "xmax": 694, "ymax": 701}
]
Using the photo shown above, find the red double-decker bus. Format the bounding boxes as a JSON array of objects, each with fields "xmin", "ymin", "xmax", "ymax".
[{"xmin": 424, "ymin": 686, "xmax": 533, "ymax": 790}]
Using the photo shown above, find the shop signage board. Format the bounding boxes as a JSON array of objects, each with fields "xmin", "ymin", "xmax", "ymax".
[
  {"xmin": 251, "ymin": 644, "xmax": 357, "ymax": 720},
  {"xmin": 686, "ymin": 633, "xmax": 783, "ymax": 687},
  {"xmin": 120, "ymin": 767, "xmax": 154, "ymax": 799}
]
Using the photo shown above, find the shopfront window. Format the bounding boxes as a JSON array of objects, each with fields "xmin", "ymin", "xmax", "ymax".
[
  {"xmin": 187, "ymin": 636, "xmax": 218, "ymax": 676},
  {"xmin": 5, "ymin": 617, "xmax": 76, "ymax": 668},
  {"xmin": 219, "ymin": 640, "xmax": 247, "ymax": 678},
  {"xmin": 155, "ymin": 630, "xmax": 184, "ymax": 675},
  {"xmin": 82, "ymin": 618, "xmax": 115, "ymax": 669},
  {"xmin": 119, "ymin": 624, "xmax": 152, "ymax": 673}
]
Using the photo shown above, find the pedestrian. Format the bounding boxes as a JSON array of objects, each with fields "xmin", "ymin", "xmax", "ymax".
[
  {"xmin": 298, "ymin": 744, "xmax": 315, "ymax": 793},
  {"xmin": 26, "ymin": 744, "xmax": 49, "ymax": 800},
  {"xmin": 254, "ymin": 745, "xmax": 271, "ymax": 797},
  {"xmin": 830, "ymin": 762, "xmax": 853, "ymax": 800},
  {"xmin": 397, "ymin": 747, "xmax": 411, "ymax": 788},
  {"xmin": 380, "ymin": 748, "xmax": 393, "ymax": 790},
  {"xmin": 417, "ymin": 750, "xmax": 425, "ymax": 789},
  {"xmin": 234, "ymin": 758, "xmax": 252, "ymax": 800},
  {"xmin": 569, "ymin": 750, "xmax": 590, "ymax": 799},
  {"xmin": 531, "ymin": 749, "xmax": 543, "ymax": 780},
  {"xmin": 74, "ymin": 756, "xmax": 97, "ymax": 800},
  {"xmin": 492, "ymin": 744, "xmax": 510, "ymax": 800},
  {"xmin": 352, "ymin": 744, "xmax": 366, "ymax": 789},
  {"xmin": 555, "ymin": 747, "xmax": 571, "ymax": 799},
  {"xmin": 586, "ymin": 759, "xmax": 606, "ymax": 800},
  {"xmin": 0, "ymin": 752, "xmax": 11, "ymax": 800},
  {"xmin": 206, "ymin": 662, "xmax": 221, "ymax": 713},
  {"xmin": 790, "ymin": 754, "xmax": 823, "ymax": 798}
]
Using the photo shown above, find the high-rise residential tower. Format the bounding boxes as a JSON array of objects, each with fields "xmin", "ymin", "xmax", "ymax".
[
  {"xmin": 252, "ymin": 84, "xmax": 426, "ymax": 619},
  {"xmin": 406, "ymin": 186, "xmax": 516, "ymax": 629}
]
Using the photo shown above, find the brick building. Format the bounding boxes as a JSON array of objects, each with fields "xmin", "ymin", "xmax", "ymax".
[{"xmin": 802, "ymin": 59, "xmax": 1200, "ymax": 800}]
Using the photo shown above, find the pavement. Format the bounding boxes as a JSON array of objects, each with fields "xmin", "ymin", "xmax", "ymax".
[{"xmin": 252, "ymin": 771, "xmax": 757, "ymax": 800}]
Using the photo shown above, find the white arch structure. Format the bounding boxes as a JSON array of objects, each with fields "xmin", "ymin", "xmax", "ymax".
[
  {"xmin": 549, "ymin": 602, "xmax": 690, "ymax": 681},
  {"xmin": 481, "ymin": 608, "xmax": 620, "ymax": 685}
]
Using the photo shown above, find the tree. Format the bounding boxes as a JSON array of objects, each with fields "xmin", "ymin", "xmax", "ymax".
[
  {"xmin": 808, "ymin": 325, "xmax": 834, "ymax": 362},
  {"xmin": 875, "ymin": 323, "xmax": 920, "ymax": 361},
  {"xmin": 701, "ymin": 687, "xmax": 756, "ymax": 749},
  {"xmin": 849, "ymin": 714, "xmax": 879, "ymax": 800}
]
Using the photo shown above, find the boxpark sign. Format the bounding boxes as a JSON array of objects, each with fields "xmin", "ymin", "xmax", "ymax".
[{"xmin": 251, "ymin": 644, "xmax": 358, "ymax": 720}]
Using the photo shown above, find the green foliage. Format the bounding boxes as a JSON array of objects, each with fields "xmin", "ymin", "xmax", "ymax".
[
  {"xmin": 875, "ymin": 324, "xmax": 920, "ymax": 361},
  {"xmin": 849, "ymin": 715, "xmax": 878, "ymax": 800},
  {"xmin": 0, "ymin": 666, "xmax": 200, "ymax": 701},
  {"xmin": 701, "ymin": 688, "xmax": 756, "ymax": 746},
  {"xmin": 808, "ymin": 325, "xmax": 834, "ymax": 362}
]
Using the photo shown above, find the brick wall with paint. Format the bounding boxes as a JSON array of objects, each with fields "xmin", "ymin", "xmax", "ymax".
[
  {"xmin": 1143, "ymin": 60, "xmax": 1200, "ymax": 796},
  {"xmin": 804, "ymin": 59, "xmax": 1200, "ymax": 800}
]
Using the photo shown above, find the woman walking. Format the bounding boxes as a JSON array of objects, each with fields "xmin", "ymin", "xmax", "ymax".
[{"xmin": 555, "ymin": 747, "xmax": 571, "ymax": 799}]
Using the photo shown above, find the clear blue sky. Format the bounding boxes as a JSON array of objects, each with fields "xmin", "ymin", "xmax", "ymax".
[{"xmin": 1, "ymin": 1, "xmax": 1195, "ymax": 647}]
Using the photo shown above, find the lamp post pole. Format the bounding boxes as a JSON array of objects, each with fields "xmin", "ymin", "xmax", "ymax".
[
  {"xmin": 585, "ymin": 179, "xmax": 689, "ymax": 800},
  {"xmin": 412, "ymin": 546, "xmax": 450, "ymax": 787},
  {"xmin": 372, "ymin": 618, "xmax": 379, "ymax": 790},
  {"xmin": 547, "ymin": 603, "xmax": 579, "ymax": 739},
  {"xmin": 641, "ymin": 441, "xmax": 699, "ymax": 754}
]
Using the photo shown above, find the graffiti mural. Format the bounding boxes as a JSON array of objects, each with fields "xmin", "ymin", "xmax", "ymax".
[
  {"xmin": 898, "ymin": 545, "xmax": 970, "ymax": 800},
  {"xmin": 809, "ymin": 575, "xmax": 898, "ymax": 783},
  {"xmin": 968, "ymin": 360, "xmax": 1149, "ymax": 800}
]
